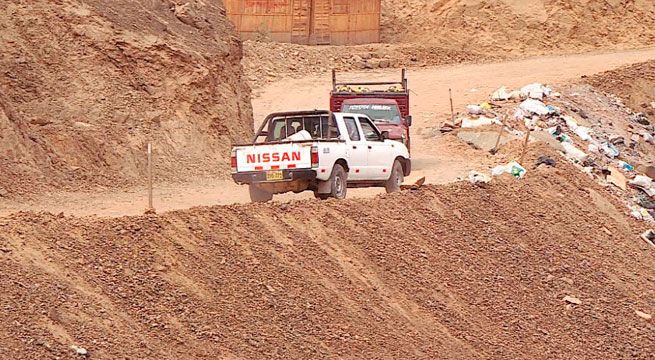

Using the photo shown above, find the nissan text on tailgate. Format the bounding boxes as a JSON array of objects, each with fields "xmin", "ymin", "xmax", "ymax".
[{"xmin": 231, "ymin": 110, "xmax": 411, "ymax": 202}]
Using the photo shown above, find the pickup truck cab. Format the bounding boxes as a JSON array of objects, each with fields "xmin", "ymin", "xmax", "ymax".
[
  {"xmin": 330, "ymin": 69, "xmax": 412, "ymax": 151},
  {"xmin": 231, "ymin": 110, "xmax": 411, "ymax": 202}
]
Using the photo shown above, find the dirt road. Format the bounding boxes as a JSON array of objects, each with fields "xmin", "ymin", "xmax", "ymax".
[{"xmin": 3, "ymin": 48, "xmax": 655, "ymax": 217}]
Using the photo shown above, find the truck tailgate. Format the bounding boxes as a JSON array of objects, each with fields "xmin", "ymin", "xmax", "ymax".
[{"xmin": 235, "ymin": 143, "xmax": 312, "ymax": 172}]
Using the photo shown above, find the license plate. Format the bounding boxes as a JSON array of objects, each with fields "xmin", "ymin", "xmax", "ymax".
[{"xmin": 265, "ymin": 170, "xmax": 284, "ymax": 181}]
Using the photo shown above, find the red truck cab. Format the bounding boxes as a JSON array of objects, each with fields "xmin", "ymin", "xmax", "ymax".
[{"xmin": 329, "ymin": 69, "xmax": 412, "ymax": 150}]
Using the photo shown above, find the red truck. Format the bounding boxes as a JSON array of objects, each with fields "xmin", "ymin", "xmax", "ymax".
[{"xmin": 330, "ymin": 69, "xmax": 412, "ymax": 150}]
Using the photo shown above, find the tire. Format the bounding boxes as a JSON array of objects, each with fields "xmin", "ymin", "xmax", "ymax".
[
  {"xmin": 317, "ymin": 164, "xmax": 348, "ymax": 200},
  {"xmin": 249, "ymin": 185, "xmax": 273, "ymax": 203},
  {"xmin": 385, "ymin": 160, "xmax": 404, "ymax": 193}
]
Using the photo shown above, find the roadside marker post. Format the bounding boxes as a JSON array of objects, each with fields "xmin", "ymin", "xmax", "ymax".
[
  {"xmin": 491, "ymin": 115, "xmax": 507, "ymax": 154},
  {"xmin": 520, "ymin": 127, "xmax": 531, "ymax": 165},
  {"xmin": 449, "ymin": 88, "xmax": 455, "ymax": 123},
  {"xmin": 147, "ymin": 142, "xmax": 153, "ymax": 211}
]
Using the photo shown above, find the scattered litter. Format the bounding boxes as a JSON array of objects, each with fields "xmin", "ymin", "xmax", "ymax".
[
  {"xmin": 467, "ymin": 104, "xmax": 483, "ymax": 115},
  {"xmin": 513, "ymin": 108, "xmax": 527, "ymax": 120},
  {"xmin": 400, "ymin": 177, "xmax": 426, "ymax": 191},
  {"xmin": 606, "ymin": 167, "xmax": 627, "ymax": 190},
  {"xmin": 561, "ymin": 142, "xmax": 587, "ymax": 162},
  {"xmin": 468, "ymin": 171, "xmax": 490, "ymax": 185},
  {"xmin": 71, "ymin": 345, "xmax": 88, "ymax": 357},
  {"xmin": 573, "ymin": 126, "xmax": 592, "ymax": 141},
  {"xmin": 520, "ymin": 99, "xmax": 549, "ymax": 116},
  {"xmin": 440, "ymin": 121, "xmax": 456, "ymax": 133},
  {"xmin": 640, "ymin": 230, "xmax": 655, "ymax": 247},
  {"xmin": 491, "ymin": 86, "xmax": 511, "ymax": 101},
  {"xmin": 521, "ymin": 83, "xmax": 552, "ymax": 100},
  {"xmin": 563, "ymin": 295, "xmax": 582, "ymax": 305},
  {"xmin": 492, "ymin": 161, "xmax": 526, "ymax": 178},
  {"xmin": 631, "ymin": 112, "xmax": 650, "ymax": 126},
  {"xmin": 617, "ymin": 160, "xmax": 634, "ymax": 172},
  {"xmin": 460, "ymin": 116, "xmax": 501, "ymax": 128},
  {"xmin": 635, "ymin": 192, "xmax": 655, "ymax": 209},
  {"xmin": 546, "ymin": 105, "xmax": 559, "ymax": 114},
  {"xmin": 563, "ymin": 116, "xmax": 578, "ymax": 130},
  {"xmin": 631, "ymin": 207, "xmax": 654, "ymax": 222},
  {"xmin": 635, "ymin": 310, "xmax": 652, "ymax": 320},
  {"xmin": 608, "ymin": 135, "xmax": 625, "ymax": 145},
  {"xmin": 600, "ymin": 142, "xmax": 620, "ymax": 158},
  {"xmin": 480, "ymin": 102, "xmax": 492, "ymax": 110},
  {"xmin": 588, "ymin": 143, "xmax": 600, "ymax": 154},
  {"xmin": 629, "ymin": 175, "xmax": 654, "ymax": 190},
  {"xmin": 536, "ymin": 155, "xmax": 556, "ymax": 167}
]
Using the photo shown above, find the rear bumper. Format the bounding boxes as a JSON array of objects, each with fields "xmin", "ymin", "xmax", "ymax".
[{"xmin": 232, "ymin": 169, "xmax": 317, "ymax": 184}]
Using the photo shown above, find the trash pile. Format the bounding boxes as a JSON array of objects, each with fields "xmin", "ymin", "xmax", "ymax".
[{"xmin": 453, "ymin": 82, "xmax": 655, "ymax": 224}]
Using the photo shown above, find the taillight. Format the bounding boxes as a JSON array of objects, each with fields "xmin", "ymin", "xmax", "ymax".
[
  {"xmin": 311, "ymin": 146, "xmax": 319, "ymax": 168},
  {"xmin": 230, "ymin": 150, "xmax": 237, "ymax": 171}
]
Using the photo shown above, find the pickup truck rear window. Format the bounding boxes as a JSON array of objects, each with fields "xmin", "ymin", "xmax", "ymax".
[
  {"xmin": 266, "ymin": 115, "xmax": 339, "ymax": 142},
  {"xmin": 343, "ymin": 104, "xmax": 402, "ymax": 125}
]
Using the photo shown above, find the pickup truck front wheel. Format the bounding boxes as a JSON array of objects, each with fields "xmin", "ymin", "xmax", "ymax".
[
  {"xmin": 316, "ymin": 164, "xmax": 348, "ymax": 200},
  {"xmin": 249, "ymin": 185, "xmax": 273, "ymax": 203},
  {"xmin": 385, "ymin": 160, "xmax": 404, "ymax": 193}
]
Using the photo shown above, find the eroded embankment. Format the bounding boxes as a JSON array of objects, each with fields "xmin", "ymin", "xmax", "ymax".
[{"xmin": 0, "ymin": 159, "xmax": 654, "ymax": 359}]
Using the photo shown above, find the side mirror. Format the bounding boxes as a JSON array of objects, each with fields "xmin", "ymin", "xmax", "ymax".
[
  {"xmin": 381, "ymin": 131, "xmax": 390, "ymax": 140},
  {"xmin": 406, "ymin": 115, "xmax": 413, "ymax": 127}
]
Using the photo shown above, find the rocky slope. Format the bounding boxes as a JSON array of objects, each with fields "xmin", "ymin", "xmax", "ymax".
[
  {"xmin": 1, "ymin": 151, "xmax": 653, "ymax": 359},
  {"xmin": 585, "ymin": 60, "xmax": 655, "ymax": 122},
  {"xmin": 0, "ymin": 0, "xmax": 253, "ymax": 197},
  {"xmin": 382, "ymin": 0, "xmax": 655, "ymax": 55}
]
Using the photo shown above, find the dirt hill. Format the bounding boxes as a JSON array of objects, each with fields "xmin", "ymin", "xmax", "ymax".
[
  {"xmin": 382, "ymin": 0, "xmax": 655, "ymax": 56},
  {"xmin": 1, "ymin": 150, "xmax": 653, "ymax": 359},
  {"xmin": 585, "ymin": 60, "xmax": 655, "ymax": 121},
  {"xmin": 0, "ymin": 0, "xmax": 253, "ymax": 197}
]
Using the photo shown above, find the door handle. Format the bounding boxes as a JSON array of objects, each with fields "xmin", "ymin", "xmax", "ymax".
[
  {"xmin": 368, "ymin": 145, "xmax": 372, "ymax": 149},
  {"xmin": 352, "ymin": 145, "xmax": 357, "ymax": 149}
]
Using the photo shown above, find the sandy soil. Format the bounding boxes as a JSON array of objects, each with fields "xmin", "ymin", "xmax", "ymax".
[
  {"xmin": 1, "ymin": 149, "xmax": 654, "ymax": 359},
  {"xmin": 3, "ymin": 48, "xmax": 655, "ymax": 217},
  {"xmin": 0, "ymin": 0, "xmax": 253, "ymax": 197}
]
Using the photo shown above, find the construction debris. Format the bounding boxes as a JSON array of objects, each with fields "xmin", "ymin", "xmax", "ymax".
[{"xmin": 563, "ymin": 295, "xmax": 582, "ymax": 305}]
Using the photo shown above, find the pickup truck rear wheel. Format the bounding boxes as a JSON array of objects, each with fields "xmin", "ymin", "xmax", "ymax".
[
  {"xmin": 317, "ymin": 164, "xmax": 348, "ymax": 200},
  {"xmin": 249, "ymin": 185, "xmax": 273, "ymax": 203},
  {"xmin": 385, "ymin": 160, "xmax": 404, "ymax": 193}
]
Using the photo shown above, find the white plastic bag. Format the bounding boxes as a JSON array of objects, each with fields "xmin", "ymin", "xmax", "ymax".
[
  {"xmin": 467, "ymin": 105, "xmax": 483, "ymax": 115},
  {"xmin": 574, "ymin": 126, "xmax": 592, "ymax": 141},
  {"xmin": 491, "ymin": 161, "xmax": 526, "ymax": 178},
  {"xmin": 491, "ymin": 87, "xmax": 511, "ymax": 101},
  {"xmin": 630, "ymin": 175, "xmax": 654, "ymax": 189},
  {"xmin": 520, "ymin": 99, "xmax": 549, "ymax": 116},
  {"xmin": 601, "ymin": 142, "xmax": 620, "ymax": 158},
  {"xmin": 561, "ymin": 142, "xmax": 588, "ymax": 162},
  {"xmin": 563, "ymin": 116, "xmax": 578, "ymax": 130},
  {"xmin": 520, "ymin": 83, "xmax": 552, "ymax": 99},
  {"xmin": 460, "ymin": 116, "xmax": 501, "ymax": 128},
  {"xmin": 468, "ymin": 171, "xmax": 491, "ymax": 184}
]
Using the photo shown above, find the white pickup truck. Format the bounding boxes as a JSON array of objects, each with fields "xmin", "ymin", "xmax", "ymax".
[{"xmin": 231, "ymin": 110, "xmax": 411, "ymax": 202}]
